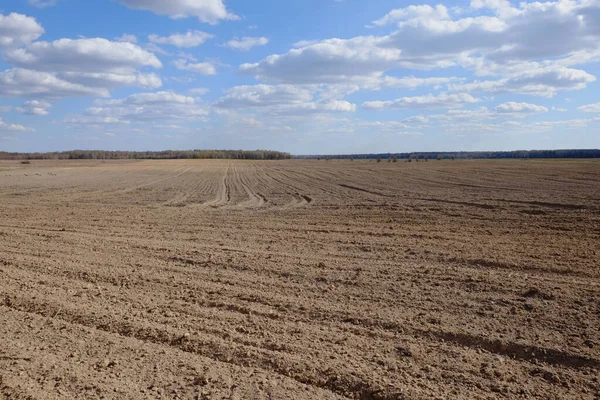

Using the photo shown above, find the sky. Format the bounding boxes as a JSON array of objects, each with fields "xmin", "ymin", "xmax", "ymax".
[{"xmin": 0, "ymin": 0, "xmax": 599, "ymax": 154}]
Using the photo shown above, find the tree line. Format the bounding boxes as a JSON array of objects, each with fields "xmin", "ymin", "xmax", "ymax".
[
  {"xmin": 2, "ymin": 149, "xmax": 598, "ymax": 161},
  {"xmin": 295, "ymin": 149, "xmax": 600, "ymax": 160},
  {"xmin": 0, "ymin": 150, "xmax": 292, "ymax": 161}
]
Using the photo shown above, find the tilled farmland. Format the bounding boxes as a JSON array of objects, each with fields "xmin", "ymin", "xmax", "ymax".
[{"xmin": 0, "ymin": 159, "xmax": 599, "ymax": 399}]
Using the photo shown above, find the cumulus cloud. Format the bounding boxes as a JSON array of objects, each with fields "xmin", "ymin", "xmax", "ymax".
[
  {"xmin": 495, "ymin": 102, "xmax": 548, "ymax": 114},
  {"xmin": 5, "ymin": 38, "xmax": 162, "ymax": 72},
  {"xmin": 403, "ymin": 115, "xmax": 429, "ymax": 124},
  {"xmin": 240, "ymin": 1, "xmax": 600, "ymax": 98},
  {"xmin": 225, "ymin": 37, "xmax": 269, "ymax": 51},
  {"xmin": 240, "ymin": 36, "xmax": 401, "ymax": 84},
  {"xmin": 371, "ymin": 4, "xmax": 453, "ymax": 27},
  {"xmin": 442, "ymin": 117, "xmax": 593, "ymax": 135},
  {"xmin": 57, "ymin": 71, "xmax": 162, "ymax": 89},
  {"xmin": 116, "ymin": 0, "xmax": 239, "ymax": 24},
  {"xmin": 115, "ymin": 34, "xmax": 137, "ymax": 43},
  {"xmin": 356, "ymin": 121, "xmax": 417, "ymax": 134},
  {"xmin": 450, "ymin": 65, "xmax": 596, "ymax": 97},
  {"xmin": 72, "ymin": 91, "xmax": 209, "ymax": 124},
  {"xmin": 372, "ymin": 76, "xmax": 460, "ymax": 90},
  {"xmin": 375, "ymin": 2, "xmax": 600, "ymax": 66},
  {"xmin": 363, "ymin": 93, "xmax": 479, "ymax": 110},
  {"xmin": 16, "ymin": 99, "xmax": 52, "ymax": 115},
  {"xmin": 1, "ymin": 39, "xmax": 163, "ymax": 98},
  {"xmin": 63, "ymin": 116, "xmax": 130, "ymax": 125},
  {"xmin": 322, "ymin": 118, "xmax": 427, "ymax": 136},
  {"xmin": 530, "ymin": 118, "xmax": 592, "ymax": 129},
  {"xmin": 215, "ymin": 84, "xmax": 356, "ymax": 115},
  {"xmin": 496, "ymin": 101, "xmax": 548, "ymax": 114},
  {"xmin": 173, "ymin": 59, "xmax": 217, "ymax": 75},
  {"xmin": 578, "ymin": 102, "xmax": 600, "ymax": 113},
  {"xmin": 431, "ymin": 107, "xmax": 496, "ymax": 121},
  {"xmin": 102, "ymin": 91, "xmax": 195, "ymax": 105},
  {"xmin": 216, "ymin": 85, "xmax": 312, "ymax": 108},
  {"xmin": 148, "ymin": 31, "xmax": 213, "ymax": 48},
  {"xmin": 3, "ymin": 1, "xmax": 599, "ymax": 143},
  {"xmin": 321, "ymin": 99, "xmax": 356, "ymax": 112},
  {"xmin": 0, "ymin": 117, "xmax": 34, "ymax": 132},
  {"xmin": 0, "ymin": 68, "xmax": 109, "ymax": 98},
  {"xmin": 0, "ymin": 13, "xmax": 44, "ymax": 48},
  {"xmin": 430, "ymin": 103, "xmax": 552, "ymax": 123},
  {"xmin": 314, "ymin": 76, "xmax": 461, "ymax": 101}
]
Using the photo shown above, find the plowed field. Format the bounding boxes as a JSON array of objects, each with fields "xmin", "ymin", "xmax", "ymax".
[{"xmin": 0, "ymin": 159, "xmax": 599, "ymax": 399}]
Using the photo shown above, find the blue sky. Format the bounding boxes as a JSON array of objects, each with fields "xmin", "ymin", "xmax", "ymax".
[{"xmin": 0, "ymin": 0, "xmax": 599, "ymax": 154}]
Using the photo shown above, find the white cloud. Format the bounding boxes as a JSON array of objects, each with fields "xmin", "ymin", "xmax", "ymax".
[
  {"xmin": 5, "ymin": 38, "xmax": 162, "ymax": 72},
  {"xmin": 322, "ymin": 99, "xmax": 356, "ymax": 112},
  {"xmin": 63, "ymin": 116, "xmax": 129, "ymax": 125},
  {"xmin": 433, "ymin": 106, "xmax": 496, "ymax": 120},
  {"xmin": 470, "ymin": 0, "xmax": 512, "ymax": 12},
  {"xmin": 102, "ymin": 91, "xmax": 195, "ymax": 105},
  {"xmin": 73, "ymin": 91, "xmax": 209, "ymax": 124},
  {"xmin": 28, "ymin": 0, "xmax": 57, "ymax": 8},
  {"xmin": 57, "ymin": 71, "xmax": 162, "ymax": 89},
  {"xmin": 449, "ymin": 66, "xmax": 596, "ymax": 97},
  {"xmin": 115, "ymin": 34, "xmax": 137, "ymax": 43},
  {"xmin": 495, "ymin": 102, "xmax": 548, "ymax": 114},
  {"xmin": 578, "ymin": 102, "xmax": 600, "ymax": 113},
  {"xmin": 363, "ymin": 93, "xmax": 479, "ymax": 110},
  {"xmin": 531, "ymin": 119, "xmax": 592, "ymax": 129},
  {"xmin": 0, "ymin": 117, "xmax": 34, "ymax": 132},
  {"xmin": 0, "ymin": 68, "xmax": 109, "ymax": 98},
  {"xmin": 430, "ymin": 103, "xmax": 552, "ymax": 123},
  {"xmin": 324, "ymin": 118, "xmax": 426, "ymax": 136},
  {"xmin": 116, "ymin": 0, "xmax": 239, "ymax": 24},
  {"xmin": 225, "ymin": 37, "xmax": 269, "ymax": 51},
  {"xmin": 403, "ymin": 115, "xmax": 429, "ymax": 124},
  {"xmin": 216, "ymin": 85, "xmax": 312, "ymax": 108},
  {"xmin": 240, "ymin": 36, "xmax": 401, "ymax": 84},
  {"xmin": 148, "ymin": 31, "xmax": 213, "ymax": 48},
  {"xmin": 152, "ymin": 124, "xmax": 188, "ymax": 131},
  {"xmin": 240, "ymin": 1, "xmax": 600, "ymax": 98},
  {"xmin": 0, "ymin": 13, "xmax": 44, "ymax": 48},
  {"xmin": 16, "ymin": 99, "xmax": 52, "ymax": 115},
  {"xmin": 215, "ymin": 84, "xmax": 356, "ymax": 115},
  {"xmin": 371, "ymin": 5, "xmax": 452, "ymax": 27},
  {"xmin": 356, "ymin": 121, "xmax": 415, "ymax": 133},
  {"xmin": 376, "ymin": 2, "xmax": 600, "ymax": 66},
  {"xmin": 174, "ymin": 59, "xmax": 217, "ymax": 75},
  {"xmin": 1, "ymin": 39, "xmax": 163, "ymax": 98},
  {"xmin": 315, "ymin": 76, "xmax": 460, "ymax": 100},
  {"xmin": 3, "ymin": 1, "xmax": 599, "ymax": 147},
  {"xmin": 372, "ymin": 76, "xmax": 460, "ymax": 90},
  {"xmin": 0, "ymin": 106, "xmax": 12, "ymax": 113}
]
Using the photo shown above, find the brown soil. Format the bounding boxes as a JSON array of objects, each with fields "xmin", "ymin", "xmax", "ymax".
[{"xmin": 0, "ymin": 159, "xmax": 599, "ymax": 399}]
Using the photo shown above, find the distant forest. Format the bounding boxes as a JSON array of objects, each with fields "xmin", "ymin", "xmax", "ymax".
[
  {"xmin": 0, "ymin": 150, "xmax": 292, "ymax": 161},
  {"xmin": 1, "ymin": 149, "xmax": 598, "ymax": 161},
  {"xmin": 295, "ymin": 149, "xmax": 600, "ymax": 160}
]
